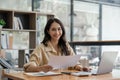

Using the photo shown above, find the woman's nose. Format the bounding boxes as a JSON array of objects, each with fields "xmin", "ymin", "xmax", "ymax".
[{"xmin": 55, "ymin": 30, "xmax": 59, "ymax": 34}]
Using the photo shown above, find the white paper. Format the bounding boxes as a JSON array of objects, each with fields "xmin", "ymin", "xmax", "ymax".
[
  {"xmin": 48, "ymin": 55, "xmax": 81, "ymax": 69},
  {"xmin": 24, "ymin": 71, "xmax": 61, "ymax": 76}
]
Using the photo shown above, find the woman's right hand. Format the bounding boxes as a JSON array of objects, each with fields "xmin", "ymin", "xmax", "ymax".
[
  {"xmin": 24, "ymin": 62, "xmax": 53, "ymax": 72},
  {"xmin": 39, "ymin": 65, "xmax": 53, "ymax": 72}
]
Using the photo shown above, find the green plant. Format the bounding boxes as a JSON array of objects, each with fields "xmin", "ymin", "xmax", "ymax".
[{"xmin": 0, "ymin": 19, "xmax": 6, "ymax": 26}]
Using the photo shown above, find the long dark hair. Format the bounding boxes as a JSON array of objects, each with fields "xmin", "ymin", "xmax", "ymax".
[{"xmin": 41, "ymin": 18, "xmax": 70, "ymax": 55}]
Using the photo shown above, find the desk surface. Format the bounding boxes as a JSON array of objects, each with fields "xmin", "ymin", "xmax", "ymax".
[{"xmin": 2, "ymin": 69, "xmax": 120, "ymax": 80}]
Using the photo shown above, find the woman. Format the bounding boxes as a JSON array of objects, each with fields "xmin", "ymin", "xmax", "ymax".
[{"xmin": 24, "ymin": 18, "xmax": 89, "ymax": 72}]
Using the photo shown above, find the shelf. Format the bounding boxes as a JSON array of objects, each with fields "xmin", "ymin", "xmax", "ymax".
[
  {"xmin": 0, "ymin": 9, "xmax": 54, "ymax": 68},
  {"xmin": 1, "ymin": 49, "xmax": 34, "ymax": 50},
  {"xmin": 2, "ymin": 29, "xmax": 37, "ymax": 32}
]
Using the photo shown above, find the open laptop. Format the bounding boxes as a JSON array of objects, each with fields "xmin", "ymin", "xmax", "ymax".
[
  {"xmin": 71, "ymin": 51, "xmax": 118, "ymax": 76},
  {"xmin": 91, "ymin": 51, "xmax": 118, "ymax": 75}
]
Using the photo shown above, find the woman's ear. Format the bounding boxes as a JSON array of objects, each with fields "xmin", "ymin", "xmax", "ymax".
[{"xmin": 47, "ymin": 30, "xmax": 49, "ymax": 34}]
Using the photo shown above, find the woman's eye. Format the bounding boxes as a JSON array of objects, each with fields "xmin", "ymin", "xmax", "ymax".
[
  {"xmin": 58, "ymin": 28, "xmax": 62, "ymax": 30},
  {"xmin": 51, "ymin": 27, "xmax": 62, "ymax": 31},
  {"xmin": 52, "ymin": 28, "xmax": 56, "ymax": 31}
]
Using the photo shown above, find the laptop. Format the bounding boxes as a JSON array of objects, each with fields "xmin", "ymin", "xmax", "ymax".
[
  {"xmin": 71, "ymin": 51, "xmax": 118, "ymax": 76},
  {"xmin": 91, "ymin": 51, "xmax": 118, "ymax": 75}
]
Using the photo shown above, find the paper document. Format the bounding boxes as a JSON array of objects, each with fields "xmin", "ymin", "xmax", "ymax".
[
  {"xmin": 48, "ymin": 55, "xmax": 81, "ymax": 69},
  {"xmin": 24, "ymin": 71, "xmax": 61, "ymax": 76}
]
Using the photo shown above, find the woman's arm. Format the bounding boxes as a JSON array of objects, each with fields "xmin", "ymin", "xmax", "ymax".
[
  {"xmin": 24, "ymin": 62, "xmax": 53, "ymax": 72},
  {"xmin": 24, "ymin": 44, "xmax": 52, "ymax": 72}
]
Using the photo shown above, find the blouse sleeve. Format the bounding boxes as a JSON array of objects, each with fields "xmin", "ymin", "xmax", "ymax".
[
  {"xmin": 23, "ymin": 44, "xmax": 49, "ymax": 72},
  {"xmin": 29, "ymin": 46, "xmax": 43, "ymax": 66}
]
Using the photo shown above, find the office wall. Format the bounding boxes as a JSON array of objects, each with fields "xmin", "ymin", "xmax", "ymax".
[{"xmin": 0, "ymin": 0, "xmax": 32, "ymax": 11}]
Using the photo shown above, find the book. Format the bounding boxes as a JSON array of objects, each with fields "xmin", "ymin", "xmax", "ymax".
[
  {"xmin": 13, "ymin": 17, "xmax": 19, "ymax": 30},
  {"xmin": 17, "ymin": 17, "xmax": 23, "ymax": 30},
  {"xmin": 1, "ymin": 33, "xmax": 8, "ymax": 49},
  {"xmin": 8, "ymin": 33, "xmax": 13, "ymax": 49},
  {"xmin": 24, "ymin": 71, "xmax": 61, "ymax": 76},
  {"xmin": 13, "ymin": 17, "xmax": 23, "ymax": 30}
]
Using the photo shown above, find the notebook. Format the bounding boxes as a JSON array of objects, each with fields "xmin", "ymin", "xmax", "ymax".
[
  {"xmin": 24, "ymin": 71, "xmax": 61, "ymax": 76},
  {"xmin": 91, "ymin": 51, "xmax": 118, "ymax": 75}
]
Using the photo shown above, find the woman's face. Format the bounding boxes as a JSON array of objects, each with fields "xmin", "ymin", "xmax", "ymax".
[{"xmin": 48, "ymin": 22, "xmax": 63, "ymax": 42}]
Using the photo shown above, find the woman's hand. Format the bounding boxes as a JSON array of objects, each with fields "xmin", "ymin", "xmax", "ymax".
[
  {"xmin": 74, "ymin": 64, "xmax": 91, "ymax": 72},
  {"xmin": 39, "ymin": 65, "xmax": 53, "ymax": 72},
  {"xmin": 24, "ymin": 62, "xmax": 53, "ymax": 72},
  {"xmin": 74, "ymin": 64, "xmax": 83, "ymax": 71}
]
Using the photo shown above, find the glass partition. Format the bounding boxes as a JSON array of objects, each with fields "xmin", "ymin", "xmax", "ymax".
[
  {"xmin": 73, "ymin": 1, "xmax": 99, "ymax": 41},
  {"xmin": 102, "ymin": 5, "xmax": 120, "ymax": 69},
  {"xmin": 33, "ymin": 0, "xmax": 71, "ymax": 41}
]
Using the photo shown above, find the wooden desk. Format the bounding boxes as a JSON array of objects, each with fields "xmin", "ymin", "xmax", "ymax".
[{"xmin": 2, "ymin": 69, "xmax": 120, "ymax": 80}]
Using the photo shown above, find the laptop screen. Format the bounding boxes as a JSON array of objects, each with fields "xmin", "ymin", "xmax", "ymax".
[{"xmin": 97, "ymin": 51, "xmax": 118, "ymax": 74}]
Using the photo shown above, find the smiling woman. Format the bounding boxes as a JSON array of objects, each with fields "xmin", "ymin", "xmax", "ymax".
[
  {"xmin": 23, "ymin": 18, "xmax": 90, "ymax": 72},
  {"xmin": 23, "ymin": 18, "xmax": 75, "ymax": 72}
]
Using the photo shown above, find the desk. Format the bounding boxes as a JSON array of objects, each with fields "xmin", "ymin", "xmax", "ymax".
[{"xmin": 2, "ymin": 69, "xmax": 120, "ymax": 80}]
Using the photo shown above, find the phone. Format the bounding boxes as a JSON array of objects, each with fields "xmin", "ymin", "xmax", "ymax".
[{"xmin": 0, "ymin": 58, "xmax": 13, "ymax": 69}]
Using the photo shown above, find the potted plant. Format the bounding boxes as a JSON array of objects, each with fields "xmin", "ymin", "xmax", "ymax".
[{"xmin": 0, "ymin": 19, "xmax": 6, "ymax": 28}]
